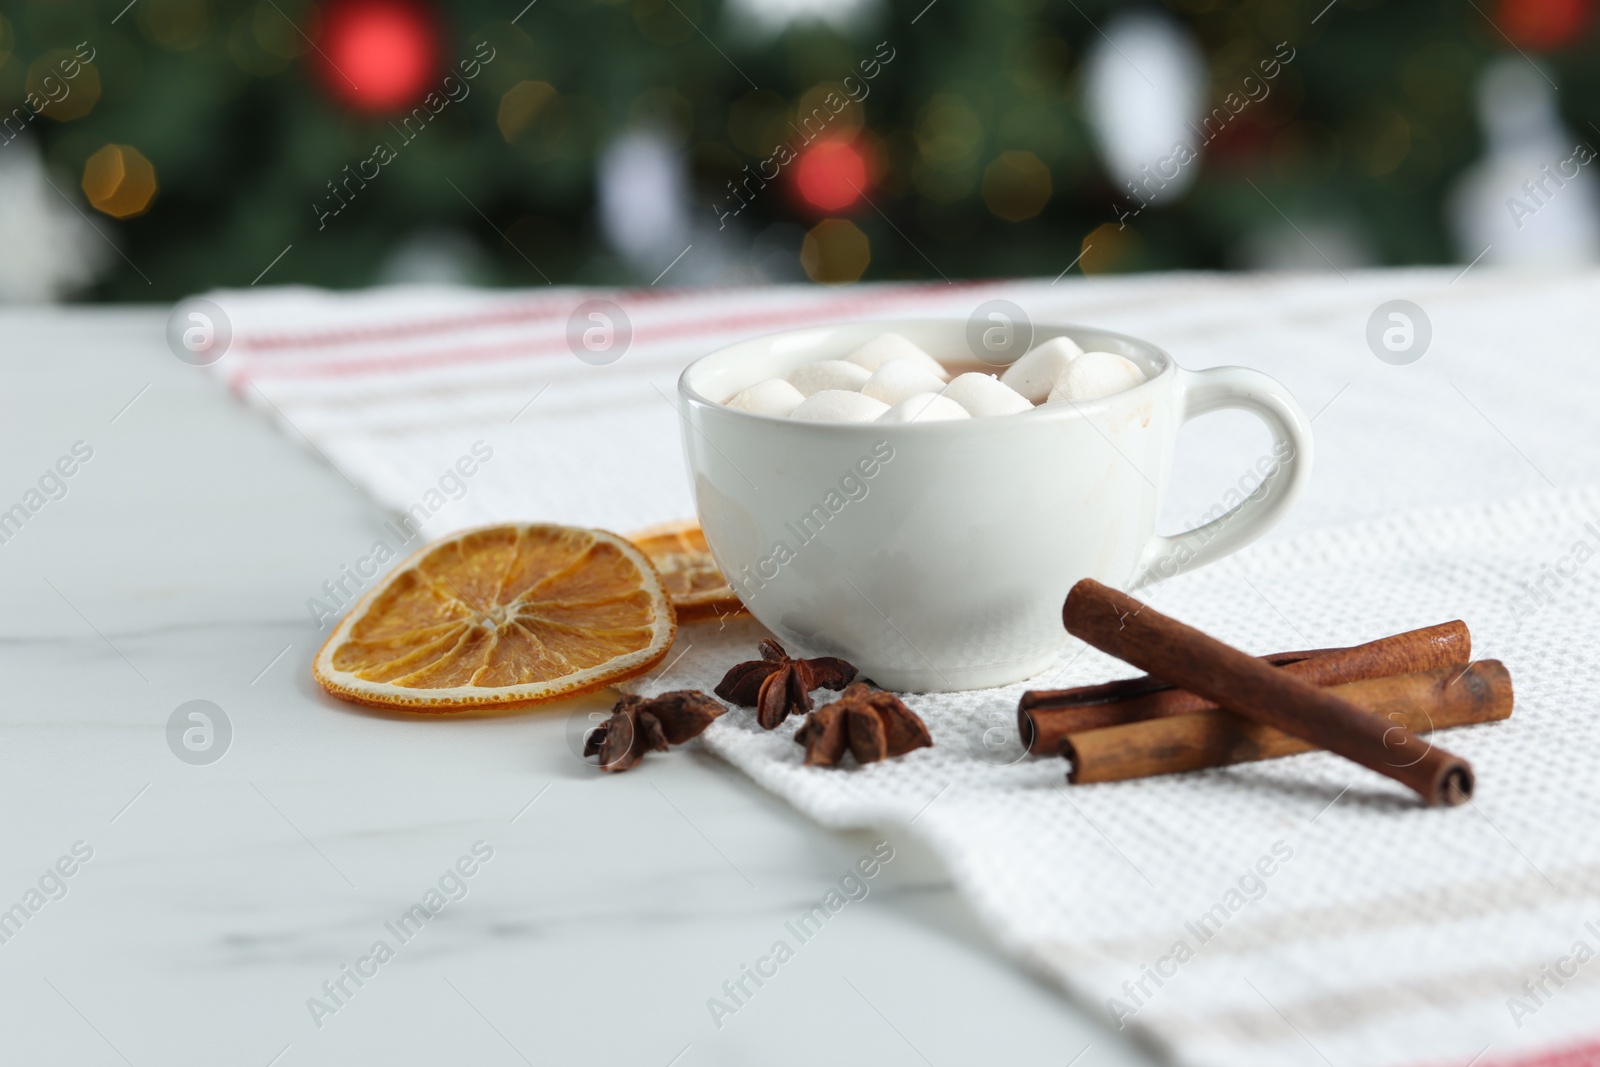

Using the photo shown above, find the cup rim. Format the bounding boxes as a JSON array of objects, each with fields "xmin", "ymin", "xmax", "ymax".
[{"xmin": 676, "ymin": 318, "xmax": 1175, "ymax": 427}]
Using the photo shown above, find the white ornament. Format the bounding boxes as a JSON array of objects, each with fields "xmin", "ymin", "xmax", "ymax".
[
  {"xmin": 1083, "ymin": 11, "xmax": 1206, "ymax": 206},
  {"xmin": 1447, "ymin": 58, "xmax": 1600, "ymax": 268},
  {"xmin": 597, "ymin": 129, "xmax": 691, "ymax": 278},
  {"xmin": 0, "ymin": 138, "xmax": 107, "ymax": 302}
]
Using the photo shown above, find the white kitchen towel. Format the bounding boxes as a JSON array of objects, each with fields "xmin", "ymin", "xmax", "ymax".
[{"xmin": 207, "ymin": 270, "xmax": 1600, "ymax": 1067}]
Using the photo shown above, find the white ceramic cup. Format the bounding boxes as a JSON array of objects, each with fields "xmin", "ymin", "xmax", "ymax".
[{"xmin": 677, "ymin": 320, "xmax": 1312, "ymax": 692}]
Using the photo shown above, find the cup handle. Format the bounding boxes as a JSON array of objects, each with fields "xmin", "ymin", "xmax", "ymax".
[{"xmin": 1128, "ymin": 366, "xmax": 1313, "ymax": 589}]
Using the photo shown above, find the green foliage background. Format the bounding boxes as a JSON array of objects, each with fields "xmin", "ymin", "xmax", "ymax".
[{"xmin": 0, "ymin": 0, "xmax": 1586, "ymax": 300}]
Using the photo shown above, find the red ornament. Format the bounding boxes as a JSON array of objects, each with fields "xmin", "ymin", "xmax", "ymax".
[
  {"xmin": 314, "ymin": 0, "xmax": 439, "ymax": 113},
  {"xmin": 794, "ymin": 140, "xmax": 869, "ymax": 214},
  {"xmin": 1495, "ymin": 0, "xmax": 1593, "ymax": 49}
]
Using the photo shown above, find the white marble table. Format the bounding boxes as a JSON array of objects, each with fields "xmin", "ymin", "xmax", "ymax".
[{"xmin": 0, "ymin": 308, "xmax": 1155, "ymax": 1065}]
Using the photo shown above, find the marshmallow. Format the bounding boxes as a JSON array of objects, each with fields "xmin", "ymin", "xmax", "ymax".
[
  {"xmin": 790, "ymin": 390, "xmax": 891, "ymax": 422},
  {"xmin": 861, "ymin": 359, "xmax": 949, "ymax": 406},
  {"xmin": 878, "ymin": 393, "xmax": 971, "ymax": 423},
  {"xmin": 788, "ymin": 359, "xmax": 871, "ymax": 397},
  {"xmin": 726, "ymin": 378, "xmax": 805, "ymax": 417},
  {"xmin": 843, "ymin": 334, "xmax": 949, "ymax": 380},
  {"xmin": 1046, "ymin": 351, "xmax": 1146, "ymax": 404},
  {"xmin": 1001, "ymin": 336, "xmax": 1084, "ymax": 402},
  {"xmin": 940, "ymin": 372, "xmax": 1033, "ymax": 417}
]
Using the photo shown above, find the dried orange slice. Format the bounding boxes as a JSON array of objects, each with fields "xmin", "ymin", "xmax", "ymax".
[
  {"xmin": 313, "ymin": 523, "xmax": 676, "ymax": 711},
  {"xmin": 627, "ymin": 519, "xmax": 744, "ymax": 622}
]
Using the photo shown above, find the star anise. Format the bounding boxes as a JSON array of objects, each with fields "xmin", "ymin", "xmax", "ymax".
[
  {"xmin": 713, "ymin": 638, "xmax": 856, "ymax": 730},
  {"xmin": 794, "ymin": 682, "xmax": 933, "ymax": 767},
  {"xmin": 584, "ymin": 690, "xmax": 726, "ymax": 773}
]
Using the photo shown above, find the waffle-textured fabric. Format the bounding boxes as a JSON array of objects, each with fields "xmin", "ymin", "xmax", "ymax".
[{"xmin": 208, "ymin": 271, "xmax": 1600, "ymax": 1067}]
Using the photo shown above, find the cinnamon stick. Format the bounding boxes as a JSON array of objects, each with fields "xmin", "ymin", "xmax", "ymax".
[
  {"xmin": 1061, "ymin": 580, "xmax": 1476, "ymax": 805},
  {"xmin": 1065, "ymin": 661, "xmax": 1512, "ymax": 784},
  {"xmin": 1019, "ymin": 620, "xmax": 1471, "ymax": 755}
]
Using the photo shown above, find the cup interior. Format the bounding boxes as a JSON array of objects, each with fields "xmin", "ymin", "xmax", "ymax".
[{"xmin": 680, "ymin": 319, "xmax": 1173, "ymax": 411}]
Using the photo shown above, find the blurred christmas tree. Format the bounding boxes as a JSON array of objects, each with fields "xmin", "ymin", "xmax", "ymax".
[{"xmin": 0, "ymin": 0, "xmax": 1594, "ymax": 301}]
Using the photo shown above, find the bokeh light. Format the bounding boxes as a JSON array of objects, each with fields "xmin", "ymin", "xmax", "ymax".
[
  {"xmin": 1495, "ymin": 0, "xmax": 1593, "ymax": 49},
  {"xmin": 1078, "ymin": 222, "xmax": 1138, "ymax": 275},
  {"xmin": 26, "ymin": 50, "xmax": 101, "ymax": 122},
  {"xmin": 138, "ymin": 0, "xmax": 215, "ymax": 51},
  {"xmin": 315, "ymin": 0, "xmax": 438, "ymax": 113},
  {"xmin": 82, "ymin": 145, "xmax": 159, "ymax": 219},
  {"xmin": 914, "ymin": 93, "xmax": 983, "ymax": 203},
  {"xmin": 916, "ymin": 94, "xmax": 984, "ymax": 169},
  {"xmin": 794, "ymin": 140, "xmax": 868, "ymax": 213},
  {"xmin": 800, "ymin": 219, "xmax": 870, "ymax": 283},
  {"xmin": 498, "ymin": 80, "xmax": 556, "ymax": 143},
  {"xmin": 981, "ymin": 151, "xmax": 1052, "ymax": 222},
  {"xmin": 229, "ymin": 3, "xmax": 308, "ymax": 75}
]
